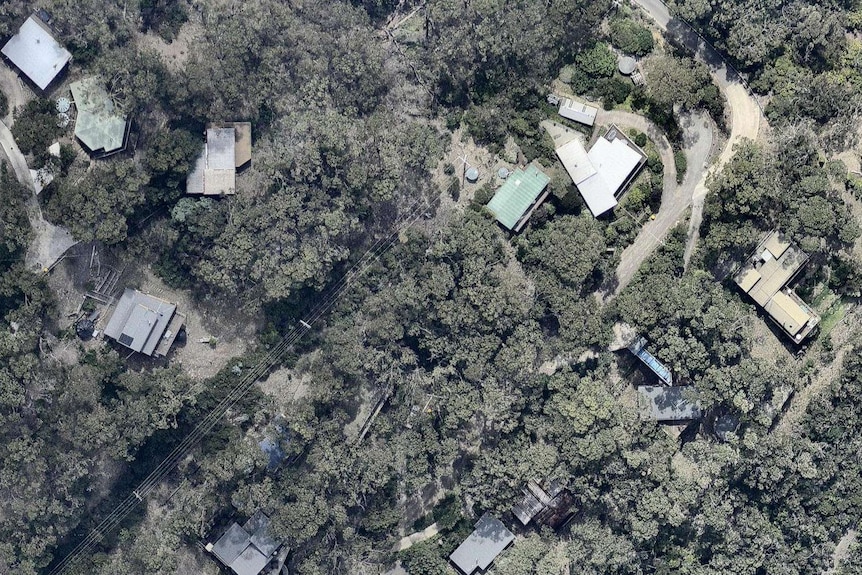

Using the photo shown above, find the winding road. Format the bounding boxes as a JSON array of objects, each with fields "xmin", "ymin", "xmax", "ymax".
[{"xmin": 610, "ymin": 0, "xmax": 764, "ymax": 295}]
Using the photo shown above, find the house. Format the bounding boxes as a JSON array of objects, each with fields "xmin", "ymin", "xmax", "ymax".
[
  {"xmin": 449, "ymin": 514, "xmax": 515, "ymax": 575},
  {"xmin": 558, "ymin": 97, "xmax": 598, "ymax": 126},
  {"xmin": 485, "ymin": 164, "xmax": 551, "ymax": 232},
  {"xmin": 511, "ymin": 479, "xmax": 575, "ymax": 530},
  {"xmin": 187, "ymin": 123, "xmax": 253, "ymax": 195},
  {"xmin": 555, "ymin": 125, "xmax": 646, "ymax": 217},
  {"xmin": 209, "ymin": 511, "xmax": 283, "ymax": 575},
  {"xmin": 733, "ymin": 231, "xmax": 820, "ymax": 342},
  {"xmin": 103, "ymin": 289, "xmax": 185, "ymax": 357},
  {"xmin": 1, "ymin": 15, "xmax": 71, "ymax": 91},
  {"xmin": 637, "ymin": 386, "xmax": 702, "ymax": 423},
  {"xmin": 70, "ymin": 77, "xmax": 129, "ymax": 156}
]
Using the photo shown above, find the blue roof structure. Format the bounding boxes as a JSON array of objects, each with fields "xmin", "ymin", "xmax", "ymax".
[
  {"xmin": 258, "ymin": 437, "xmax": 285, "ymax": 470},
  {"xmin": 628, "ymin": 337, "xmax": 673, "ymax": 385}
]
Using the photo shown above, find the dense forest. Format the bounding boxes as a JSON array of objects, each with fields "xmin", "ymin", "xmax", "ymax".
[{"xmin": 0, "ymin": 0, "xmax": 862, "ymax": 574}]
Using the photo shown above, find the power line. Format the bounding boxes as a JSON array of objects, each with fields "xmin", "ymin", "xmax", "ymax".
[{"xmin": 48, "ymin": 191, "xmax": 441, "ymax": 575}]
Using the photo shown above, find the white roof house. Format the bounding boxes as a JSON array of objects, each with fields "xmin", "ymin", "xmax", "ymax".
[
  {"xmin": 555, "ymin": 125, "xmax": 646, "ymax": 217},
  {"xmin": 1, "ymin": 16, "xmax": 71, "ymax": 91},
  {"xmin": 558, "ymin": 97, "xmax": 598, "ymax": 126}
]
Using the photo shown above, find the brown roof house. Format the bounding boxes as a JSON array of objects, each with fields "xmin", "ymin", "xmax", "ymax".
[
  {"xmin": 103, "ymin": 289, "xmax": 185, "ymax": 357},
  {"xmin": 733, "ymin": 231, "xmax": 820, "ymax": 342},
  {"xmin": 187, "ymin": 123, "xmax": 252, "ymax": 196},
  {"xmin": 510, "ymin": 479, "xmax": 576, "ymax": 530}
]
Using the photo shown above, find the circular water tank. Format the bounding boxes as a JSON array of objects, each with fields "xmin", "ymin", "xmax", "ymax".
[
  {"xmin": 465, "ymin": 167, "xmax": 479, "ymax": 183},
  {"xmin": 618, "ymin": 56, "xmax": 637, "ymax": 75},
  {"xmin": 56, "ymin": 97, "xmax": 71, "ymax": 113},
  {"xmin": 57, "ymin": 112, "xmax": 70, "ymax": 127},
  {"xmin": 498, "ymin": 168, "xmax": 510, "ymax": 179}
]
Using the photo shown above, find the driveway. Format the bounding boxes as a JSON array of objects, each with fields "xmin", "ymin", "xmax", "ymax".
[{"xmin": 608, "ymin": 0, "xmax": 763, "ymax": 294}]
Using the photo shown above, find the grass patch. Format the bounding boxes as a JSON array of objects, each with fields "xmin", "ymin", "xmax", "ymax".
[{"xmin": 818, "ymin": 297, "xmax": 851, "ymax": 338}]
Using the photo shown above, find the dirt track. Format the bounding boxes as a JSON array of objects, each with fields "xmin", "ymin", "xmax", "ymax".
[{"xmin": 610, "ymin": 0, "xmax": 764, "ymax": 294}]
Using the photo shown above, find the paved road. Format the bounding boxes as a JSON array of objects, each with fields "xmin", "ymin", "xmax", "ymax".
[{"xmin": 609, "ymin": 0, "xmax": 763, "ymax": 294}]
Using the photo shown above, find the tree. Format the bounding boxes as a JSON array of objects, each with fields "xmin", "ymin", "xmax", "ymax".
[
  {"xmin": 11, "ymin": 99, "xmax": 61, "ymax": 164},
  {"xmin": 45, "ymin": 159, "xmax": 148, "ymax": 244},
  {"xmin": 610, "ymin": 18, "xmax": 655, "ymax": 56}
]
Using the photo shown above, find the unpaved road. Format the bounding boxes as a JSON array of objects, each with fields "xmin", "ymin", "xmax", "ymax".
[
  {"xmin": 596, "ymin": 108, "xmax": 677, "ymax": 198},
  {"xmin": 613, "ymin": 111, "xmax": 713, "ymax": 294},
  {"xmin": 0, "ymin": 118, "xmax": 76, "ymax": 270},
  {"xmin": 610, "ymin": 0, "xmax": 763, "ymax": 293}
]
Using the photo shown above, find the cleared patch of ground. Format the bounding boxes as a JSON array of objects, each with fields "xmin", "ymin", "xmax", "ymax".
[
  {"xmin": 827, "ymin": 530, "xmax": 858, "ymax": 575},
  {"xmin": 135, "ymin": 21, "xmax": 203, "ymax": 71},
  {"xmin": 258, "ymin": 366, "xmax": 311, "ymax": 414}
]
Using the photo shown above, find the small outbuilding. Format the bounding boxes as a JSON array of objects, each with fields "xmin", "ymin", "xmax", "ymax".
[
  {"xmin": 485, "ymin": 164, "xmax": 551, "ymax": 232},
  {"xmin": 103, "ymin": 288, "xmax": 185, "ymax": 357},
  {"xmin": 557, "ymin": 97, "xmax": 598, "ymax": 127},
  {"xmin": 511, "ymin": 479, "xmax": 575, "ymax": 530},
  {"xmin": 70, "ymin": 77, "xmax": 129, "ymax": 156},
  {"xmin": 637, "ymin": 386, "xmax": 702, "ymax": 423},
  {"xmin": 210, "ymin": 511, "xmax": 283, "ymax": 575},
  {"xmin": 1, "ymin": 15, "xmax": 71, "ymax": 91},
  {"xmin": 187, "ymin": 123, "xmax": 252, "ymax": 196},
  {"xmin": 449, "ymin": 514, "xmax": 515, "ymax": 575}
]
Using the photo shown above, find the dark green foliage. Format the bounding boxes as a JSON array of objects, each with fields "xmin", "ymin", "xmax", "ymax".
[
  {"xmin": 610, "ymin": 18, "xmax": 655, "ymax": 56},
  {"xmin": 11, "ymin": 99, "xmax": 61, "ymax": 164},
  {"xmin": 399, "ymin": 538, "xmax": 448, "ymax": 575},
  {"xmin": 0, "ymin": 89, "xmax": 8, "ymax": 117},
  {"xmin": 0, "ymin": 163, "xmax": 31, "ymax": 265},
  {"xmin": 142, "ymin": 128, "xmax": 202, "ymax": 198},
  {"xmin": 139, "ymin": 0, "xmax": 188, "ymax": 41},
  {"xmin": 596, "ymin": 77, "xmax": 632, "ymax": 108},
  {"xmin": 45, "ymin": 160, "xmax": 148, "ymax": 245},
  {"xmin": 674, "ymin": 150, "xmax": 687, "ymax": 183}
]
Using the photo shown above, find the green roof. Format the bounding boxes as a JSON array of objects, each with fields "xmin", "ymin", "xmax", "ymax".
[
  {"xmin": 70, "ymin": 77, "xmax": 128, "ymax": 154},
  {"xmin": 486, "ymin": 165, "xmax": 550, "ymax": 230}
]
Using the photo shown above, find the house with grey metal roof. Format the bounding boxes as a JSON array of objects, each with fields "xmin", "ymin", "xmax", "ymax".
[
  {"xmin": 449, "ymin": 514, "xmax": 515, "ymax": 575},
  {"xmin": 187, "ymin": 123, "xmax": 253, "ymax": 196},
  {"xmin": 70, "ymin": 77, "xmax": 129, "ymax": 156},
  {"xmin": 209, "ymin": 511, "xmax": 283, "ymax": 575},
  {"xmin": 1, "ymin": 15, "xmax": 71, "ymax": 91},
  {"xmin": 637, "ymin": 386, "xmax": 702, "ymax": 423},
  {"xmin": 103, "ymin": 288, "xmax": 185, "ymax": 357},
  {"xmin": 485, "ymin": 164, "xmax": 550, "ymax": 232}
]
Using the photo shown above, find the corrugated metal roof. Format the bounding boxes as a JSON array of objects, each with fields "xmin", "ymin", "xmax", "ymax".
[
  {"xmin": 486, "ymin": 165, "xmax": 550, "ymax": 230},
  {"xmin": 449, "ymin": 514, "xmax": 514, "ymax": 575},
  {"xmin": 558, "ymin": 97, "xmax": 597, "ymax": 126},
  {"xmin": 103, "ymin": 288, "xmax": 177, "ymax": 356},
  {"xmin": 637, "ymin": 386, "xmax": 702, "ymax": 422},
  {"xmin": 70, "ymin": 78, "xmax": 128, "ymax": 153},
  {"xmin": 212, "ymin": 523, "xmax": 251, "ymax": 567},
  {"xmin": 1, "ymin": 16, "xmax": 70, "ymax": 90}
]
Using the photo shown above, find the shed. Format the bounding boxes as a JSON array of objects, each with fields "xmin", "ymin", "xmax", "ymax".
[
  {"xmin": 449, "ymin": 514, "xmax": 515, "ymax": 575},
  {"xmin": 70, "ymin": 77, "xmax": 129, "ymax": 155},
  {"xmin": 103, "ymin": 288, "xmax": 185, "ymax": 357},
  {"xmin": 637, "ymin": 386, "xmax": 702, "ymax": 423},
  {"xmin": 485, "ymin": 164, "xmax": 551, "ymax": 232},
  {"xmin": 558, "ymin": 97, "xmax": 598, "ymax": 126},
  {"xmin": 1, "ymin": 15, "xmax": 70, "ymax": 91}
]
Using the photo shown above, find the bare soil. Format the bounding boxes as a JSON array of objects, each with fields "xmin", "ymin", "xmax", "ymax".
[
  {"xmin": 257, "ymin": 366, "xmax": 311, "ymax": 414},
  {"xmin": 135, "ymin": 21, "xmax": 203, "ymax": 72}
]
